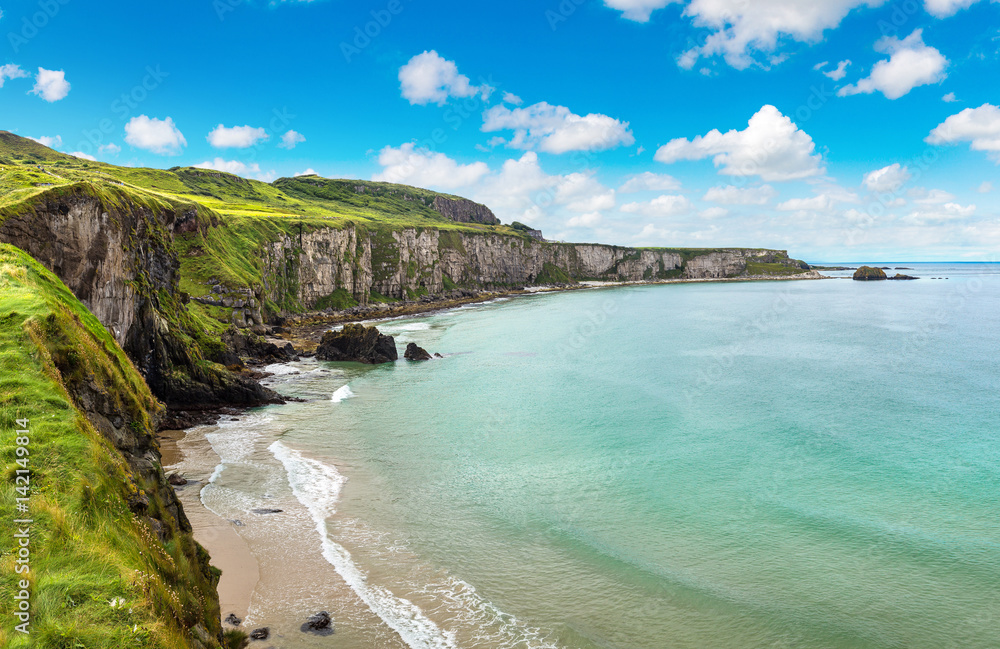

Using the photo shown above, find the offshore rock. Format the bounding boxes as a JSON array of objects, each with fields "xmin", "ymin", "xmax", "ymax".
[
  {"xmin": 853, "ymin": 266, "xmax": 887, "ymax": 281},
  {"xmin": 316, "ymin": 324, "xmax": 398, "ymax": 364},
  {"xmin": 404, "ymin": 342, "xmax": 433, "ymax": 361}
]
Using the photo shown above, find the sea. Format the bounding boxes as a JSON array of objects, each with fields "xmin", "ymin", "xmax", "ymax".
[{"xmin": 171, "ymin": 263, "xmax": 1000, "ymax": 649}]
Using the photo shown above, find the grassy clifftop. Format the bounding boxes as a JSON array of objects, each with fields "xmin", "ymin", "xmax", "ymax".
[{"xmin": 0, "ymin": 244, "xmax": 225, "ymax": 648}]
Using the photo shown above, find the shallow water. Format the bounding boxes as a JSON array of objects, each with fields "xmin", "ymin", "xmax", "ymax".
[{"xmin": 180, "ymin": 266, "xmax": 1000, "ymax": 648}]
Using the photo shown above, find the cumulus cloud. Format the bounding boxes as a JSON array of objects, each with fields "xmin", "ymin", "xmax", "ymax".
[
  {"xmin": 978, "ymin": 181, "xmax": 993, "ymax": 193},
  {"xmin": 29, "ymin": 135, "xmax": 62, "ymax": 148},
  {"xmin": 924, "ymin": 0, "xmax": 991, "ymax": 17},
  {"xmin": 777, "ymin": 195, "xmax": 837, "ymax": 212},
  {"xmin": 618, "ymin": 171, "xmax": 682, "ymax": 192},
  {"xmin": 672, "ymin": 0, "xmax": 883, "ymax": 70},
  {"xmin": 566, "ymin": 212, "xmax": 604, "ymax": 228},
  {"xmin": 901, "ymin": 202, "xmax": 976, "ymax": 224},
  {"xmin": 399, "ymin": 51, "xmax": 491, "ymax": 106},
  {"xmin": 821, "ymin": 59, "xmax": 852, "ymax": 81},
  {"xmin": 503, "ymin": 92, "xmax": 523, "ymax": 105},
  {"xmin": 99, "ymin": 143, "xmax": 121, "ymax": 155},
  {"xmin": 912, "ymin": 188, "xmax": 956, "ymax": 204},
  {"xmin": 942, "ymin": 92, "xmax": 958, "ymax": 102},
  {"xmin": 207, "ymin": 124, "xmax": 268, "ymax": 149},
  {"xmin": 125, "ymin": 116, "xmax": 187, "ymax": 155},
  {"xmin": 863, "ymin": 163, "xmax": 911, "ymax": 192},
  {"xmin": 294, "ymin": 168, "xmax": 318, "ymax": 177},
  {"xmin": 839, "ymin": 30, "xmax": 948, "ymax": 100},
  {"xmin": 0, "ymin": 64, "xmax": 28, "ymax": 88},
  {"xmin": 372, "ymin": 143, "xmax": 489, "ymax": 189},
  {"xmin": 279, "ymin": 130, "xmax": 306, "ymax": 149},
  {"xmin": 31, "ymin": 67, "xmax": 70, "ymax": 102},
  {"xmin": 603, "ymin": 0, "xmax": 677, "ymax": 22},
  {"xmin": 702, "ymin": 184, "xmax": 776, "ymax": 205},
  {"xmin": 482, "ymin": 101, "xmax": 634, "ymax": 154},
  {"xmin": 621, "ymin": 194, "xmax": 693, "ymax": 217},
  {"xmin": 194, "ymin": 158, "xmax": 262, "ymax": 177},
  {"xmin": 926, "ymin": 103, "xmax": 1000, "ymax": 162},
  {"xmin": 654, "ymin": 105, "xmax": 824, "ymax": 181},
  {"xmin": 69, "ymin": 151, "xmax": 97, "ymax": 161}
]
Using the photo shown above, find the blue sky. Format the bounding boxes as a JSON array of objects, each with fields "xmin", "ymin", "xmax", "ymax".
[{"xmin": 1, "ymin": 0, "xmax": 999, "ymax": 261}]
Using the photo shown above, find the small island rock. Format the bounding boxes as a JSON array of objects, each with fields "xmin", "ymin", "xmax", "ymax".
[
  {"xmin": 853, "ymin": 266, "xmax": 887, "ymax": 281},
  {"xmin": 888, "ymin": 273, "xmax": 918, "ymax": 280},
  {"xmin": 316, "ymin": 324, "xmax": 397, "ymax": 364},
  {"xmin": 404, "ymin": 342, "xmax": 433, "ymax": 361}
]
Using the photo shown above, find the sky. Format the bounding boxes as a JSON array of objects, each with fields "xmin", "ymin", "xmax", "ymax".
[{"xmin": 1, "ymin": 0, "xmax": 999, "ymax": 261}]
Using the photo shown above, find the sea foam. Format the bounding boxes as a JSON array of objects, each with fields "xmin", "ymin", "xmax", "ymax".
[
  {"xmin": 331, "ymin": 385, "xmax": 355, "ymax": 403},
  {"xmin": 269, "ymin": 441, "xmax": 459, "ymax": 649}
]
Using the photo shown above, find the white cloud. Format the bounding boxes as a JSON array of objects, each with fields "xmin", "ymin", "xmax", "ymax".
[
  {"xmin": 672, "ymin": 0, "xmax": 884, "ymax": 70},
  {"xmin": 124, "ymin": 116, "xmax": 187, "ymax": 155},
  {"xmin": 926, "ymin": 103, "xmax": 1000, "ymax": 162},
  {"xmin": 978, "ymin": 181, "xmax": 993, "ymax": 193},
  {"xmin": 99, "ymin": 143, "xmax": 121, "ymax": 155},
  {"xmin": 69, "ymin": 151, "xmax": 97, "ymax": 161},
  {"xmin": 503, "ymin": 92, "xmax": 523, "ymax": 105},
  {"xmin": 372, "ymin": 142, "xmax": 490, "ymax": 189},
  {"xmin": 943, "ymin": 92, "xmax": 958, "ymax": 102},
  {"xmin": 603, "ymin": 0, "xmax": 677, "ymax": 22},
  {"xmin": 702, "ymin": 184, "xmax": 776, "ymax": 205},
  {"xmin": 819, "ymin": 59, "xmax": 852, "ymax": 80},
  {"xmin": 207, "ymin": 124, "xmax": 268, "ymax": 149},
  {"xmin": 279, "ymin": 130, "xmax": 305, "ymax": 149},
  {"xmin": 0, "ymin": 64, "xmax": 28, "ymax": 88},
  {"xmin": 924, "ymin": 0, "xmax": 990, "ymax": 17},
  {"xmin": 31, "ymin": 67, "xmax": 70, "ymax": 102},
  {"xmin": 398, "ymin": 51, "xmax": 491, "ymax": 106},
  {"xmin": 621, "ymin": 194, "xmax": 693, "ymax": 217},
  {"xmin": 294, "ymin": 168, "xmax": 318, "ymax": 177},
  {"xmin": 777, "ymin": 195, "xmax": 837, "ymax": 212},
  {"xmin": 566, "ymin": 212, "xmax": 604, "ymax": 227},
  {"xmin": 863, "ymin": 163, "xmax": 911, "ymax": 192},
  {"xmin": 482, "ymin": 101, "xmax": 634, "ymax": 154},
  {"xmin": 619, "ymin": 171, "xmax": 682, "ymax": 192},
  {"xmin": 194, "ymin": 158, "xmax": 262, "ymax": 177},
  {"xmin": 654, "ymin": 105, "xmax": 824, "ymax": 181},
  {"xmin": 555, "ymin": 173, "xmax": 616, "ymax": 212},
  {"xmin": 699, "ymin": 207, "xmax": 729, "ymax": 219},
  {"xmin": 29, "ymin": 135, "xmax": 62, "ymax": 148},
  {"xmin": 901, "ymin": 202, "xmax": 976, "ymax": 224},
  {"xmin": 912, "ymin": 188, "xmax": 956, "ymax": 204},
  {"xmin": 839, "ymin": 30, "xmax": 948, "ymax": 100}
]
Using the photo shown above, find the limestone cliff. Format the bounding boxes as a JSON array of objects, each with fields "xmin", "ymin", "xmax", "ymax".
[{"xmin": 0, "ymin": 186, "xmax": 279, "ymax": 408}]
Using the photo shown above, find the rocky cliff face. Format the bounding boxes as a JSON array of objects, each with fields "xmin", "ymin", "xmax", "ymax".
[
  {"xmin": 251, "ymin": 224, "xmax": 808, "ymax": 308},
  {"xmin": 0, "ymin": 187, "xmax": 278, "ymax": 408},
  {"xmin": 431, "ymin": 196, "xmax": 500, "ymax": 225}
]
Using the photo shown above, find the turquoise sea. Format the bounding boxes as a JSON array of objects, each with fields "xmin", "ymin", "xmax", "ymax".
[{"xmin": 191, "ymin": 264, "xmax": 1000, "ymax": 648}]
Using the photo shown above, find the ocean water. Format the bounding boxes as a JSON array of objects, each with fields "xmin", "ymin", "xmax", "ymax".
[{"xmin": 192, "ymin": 265, "xmax": 1000, "ymax": 648}]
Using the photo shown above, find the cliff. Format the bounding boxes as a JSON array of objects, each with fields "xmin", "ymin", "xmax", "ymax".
[
  {"xmin": 0, "ymin": 244, "xmax": 224, "ymax": 648},
  {"xmin": 0, "ymin": 185, "xmax": 279, "ymax": 409}
]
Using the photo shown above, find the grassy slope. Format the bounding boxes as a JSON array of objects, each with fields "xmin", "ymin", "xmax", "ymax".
[{"xmin": 0, "ymin": 244, "xmax": 223, "ymax": 648}]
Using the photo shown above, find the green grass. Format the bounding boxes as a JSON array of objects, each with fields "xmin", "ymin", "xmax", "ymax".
[
  {"xmin": 0, "ymin": 244, "xmax": 222, "ymax": 648},
  {"xmin": 746, "ymin": 261, "xmax": 810, "ymax": 276}
]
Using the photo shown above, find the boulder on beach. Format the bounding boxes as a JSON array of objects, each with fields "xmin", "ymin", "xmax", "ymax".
[
  {"xmin": 853, "ymin": 266, "xmax": 887, "ymax": 281},
  {"xmin": 249, "ymin": 627, "xmax": 269, "ymax": 640},
  {"xmin": 301, "ymin": 610, "xmax": 335, "ymax": 635},
  {"xmin": 316, "ymin": 324, "xmax": 398, "ymax": 364},
  {"xmin": 224, "ymin": 613, "xmax": 242, "ymax": 627},
  {"xmin": 404, "ymin": 342, "xmax": 433, "ymax": 361}
]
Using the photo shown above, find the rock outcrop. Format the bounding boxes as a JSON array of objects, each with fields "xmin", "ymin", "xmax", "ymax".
[
  {"xmin": 888, "ymin": 273, "xmax": 918, "ymax": 280},
  {"xmin": 404, "ymin": 342, "xmax": 433, "ymax": 361},
  {"xmin": 0, "ymin": 188, "xmax": 280, "ymax": 408},
  {"xmin": 316, "ymin": 324, "xmax": 398, "ymax": 364},
  {"xmin": 432, "ymin": 195, "xmax": 500, "ymax": 225},
  {"xmin": 853, "ymin": 266, "xmax": 888, "ymax": 281}
]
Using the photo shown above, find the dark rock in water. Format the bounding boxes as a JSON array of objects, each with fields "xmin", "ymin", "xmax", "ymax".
[
  {"xmin": 434, "ymin": 353, "xmax": 443, "ymax": 358},
  {"xmin": 301, "ymin": 611, "xmax": 334, "ymax": 635},
  {"xmin": 249, "ymin": 627, "xmax": 269, "ymax": 640},
  {"xmin": 853, "ymin": 266, "xmax": 887, "ymax": 281},
  {"xmin": 895, "ymin": 267, "xmax": 913, "ymax": 270},
  {"xmin": 224, "ymin": 613, "xmax": 242, "ymax": 626},
  {"xmin": 252, "ymin": 508, "xmax": 283, "ymax": 515},
  {"xmin": 404, "ymin": 342, "xmax": 433, "ymax": 361},
  {"xmin": 231, "ymin": 519, "xmax": 244, "ymax": 527},
  {"xmin": 316, "ymin": 324, "xmax": 397, "ymax": 364},
  {"xmin": 888, "ymin": 273, "xmax": 918, "ymax": 280},
  {"xmin": 167, "ymin": 473, "xmax": 187, "ymax": 486},
  {"xmin": 222, "ymin": 326, "xmax": 299, "ymax": 365}
]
